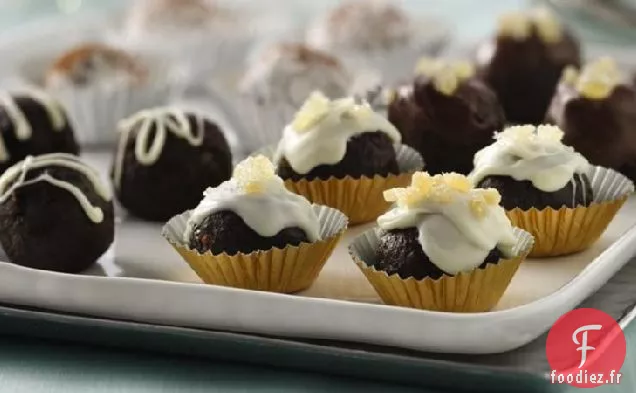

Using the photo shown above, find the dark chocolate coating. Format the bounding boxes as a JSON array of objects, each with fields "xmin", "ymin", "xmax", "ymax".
[
  {"xmin": 477, "ymin": 28, "xmax": 581, "ymax": 124},
  {"xmin": 277, "ymin": 131, "xmax": 399, "ymax": 181},
  {"xmin": 375, "ymin": 228, "xmax": 503, "ymax": 280},
  {"xmin": 0, "ymin": 96, "xmax": 79, "ymax": 173},
  {"xmin": 0, "ymin": 164, "xmax": 114, "ymax": 273},
  {"xmin": 388, "ymin": 77, "xmax": 505, "ymax": 175},
  {"xmin": 188, "ymin": 210, "xmax": 309, "ymax": 255},
  {"xmin": 112, "ymin": 113, "xmax": 232, "ymax": 222},
  {"xmin": 546, "ymin": 83, "xmax": 636, "ymax": 182},
  {"xmin": 477, "ymin": 173, "xmax": 593, "ymax": 210}
]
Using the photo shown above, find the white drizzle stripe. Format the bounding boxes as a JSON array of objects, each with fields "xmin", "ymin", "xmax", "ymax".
[
  {"xmin": 0, "ymin": 90, "xmax": 68, "ymax": 162},
  {"xmin": 275, "ymin": 93, "xmax": 401, "ymax": 174},
  {"xmin": 114, "ymin": 107, "xmax": 205, "ymax": 190},
  {"xmin": 0, "ymin": 154, "xmax": 111, "ymax": 224},
  {"xmin": 469, "ymin": 125, "xmax": 590, "ymax": 192},
  {"xmin": 184, "ymin": 178, "xmax": 321, "ymax": 244},
  {"xmin": 377, "ymin": 189, "xmax": 517, "ymax": 275}
]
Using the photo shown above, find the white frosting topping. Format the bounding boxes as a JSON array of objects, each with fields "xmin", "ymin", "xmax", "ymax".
[
  {"xmin": 414, "ymin": 58, "xmax": 476, "ymax": 96},
  {"xmin": 239, "ymin": 43, "xmax": 351, "ymax": 108},
  {"xmin": 275, "ymin": 91, "xmax": 401, "ymax": 175},
  {"xmin": 378, "ymin": 172, "xmax": 517, "ymax": 275},
  {"xmin": 184, "ymin": 156, "xmax": 321, "ymax": 243},
  {"xmin": 0, "ymin": 89, "xmax": 68, "ymax": 162},
  {"xmin": 306, "ymin": 0, "xmax": 412, "ymax": 52},
  {"xmin": 0, "ymin": 153, "xmax": 112, "ymax": 223},
  {"xmin": 113, "ymin": 107, "xmax": 205, "ymax": 190},
  {"xmin": 469, "ymin": 125, "xmax": 590, "ymax": 192}
]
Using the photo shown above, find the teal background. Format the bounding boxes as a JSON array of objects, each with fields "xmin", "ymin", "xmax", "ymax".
[{"xmin": 0, "ymin": 1, "xmax": 634, "ymax": 392}]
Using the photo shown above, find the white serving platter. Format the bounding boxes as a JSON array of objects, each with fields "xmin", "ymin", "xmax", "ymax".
[{"xmin": 0, "ymin": 151, "xmax": 634, "ymax": 355}]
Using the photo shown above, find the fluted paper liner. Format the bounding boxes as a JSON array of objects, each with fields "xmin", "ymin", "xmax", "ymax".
[
  {"xmin": 349, "ymin": 228, "xmax": 534, "ymax": 312},
  {"xmin": 161, "ymin": 204, "xmax": 348, "ymax": 293},
  {"xmin": 505, "ymin": 166, "xmax": 634, "ymax": 258},
  {"xmin": 46, "ymin": 56, "xmax": 174, "ymax": 146},
  {"xmin": 257, "ymin": 144, "xmax": 424, "ymax": 225}
]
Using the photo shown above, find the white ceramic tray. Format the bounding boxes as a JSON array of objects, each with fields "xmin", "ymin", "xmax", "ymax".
[{"xmin": 0, "ymin": 151, "xmax": 634, "ymax": 355}]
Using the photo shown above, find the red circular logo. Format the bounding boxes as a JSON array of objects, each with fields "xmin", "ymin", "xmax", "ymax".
[{"xmin": 546, "ymin": 308, "xmax": 626, "ymax": 388}]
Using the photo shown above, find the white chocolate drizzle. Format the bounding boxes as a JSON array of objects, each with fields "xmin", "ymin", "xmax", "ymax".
[
  {"xmin": 414, "ymin": 58, "xmax": 476, "ymax": 96},
  {"xmin": 0, "ymin": 89, "xmax": 68, "ymax": 162},
  {"xmin": 496, "ymin": 7, "xmax": 563, "ymax": 43},
  {"xmin": 113, "ymin": 107, "xmax": 205, "ymax": 190},
  {"xmin": 560, "ymin": 57, "xmax": 624, "ymax": 100},
  {"xmin": 469, "ymin": 125, "xmax": 590, "ymax": 192},
  {"xmin": 378, "ymin": 172, "xmax": 517, "ymax": 275},
  {"xmin": 0, "ymin": 153, "xmax": 112, "ymax": 223},
  {"xmin": 184, "ymin": 156, "xmax": 321, "ymax": 244},
  {"xmin": 275, "ymin": 91, "xmax": 401, "ymax": 175}
]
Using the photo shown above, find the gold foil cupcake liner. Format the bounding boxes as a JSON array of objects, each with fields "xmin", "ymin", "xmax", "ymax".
[
  {"xmin": 257, "ymin": 144, "xmax": 424, "ymax": 225},
  {"xmin": 505, "ymin": 166, "xmax": 634, "ymax": 258},
  {"xmin": 162, "ymin": 204, "xmax": 348, "ymax": 293},
  {"xmin": 349, "ymin": 228, "xmax": 534, "ymax": 313}
]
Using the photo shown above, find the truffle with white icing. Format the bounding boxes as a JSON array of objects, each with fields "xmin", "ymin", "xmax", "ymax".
[
  {"xmin": 388, "ymin": 58, "xmax": 505, "ymax": 175},
  {"xmin": 239, "ymin": 43, "xmax": 351, "ymax": 108},
  {"xmin": 546, "ymin": 58, "xmax": 636, "ymax": 182},
  {"xmin": 375, "ymin": 172, "xmax": 517, "ymax": 280},
  {"xmin": 275, "ymin": 91, "xmax": 401, "ymax": 181},
  {"xmin": 0, "ymin": 89, "xmax": 78, "ymax": 173},
  {"xmin": 112, "ymin": 107, "xmax": 232, "ymax": 222},
  {"xmin": 469, "ymin": 124, "xmax": 592, "ymax": 210},
  {"xmin": 306, "ymin": 0, "xmax": 412, "ymax": 53},
  {"xmin": 45, "ymin": 43, "xmax": 147, "ymax": 89},
  {"xmin": 0, "ymin": 153, "xmax": 114, "ymax": 273},
  {"xmin": 186, "ymin": 155, "xmax": 321, "ymax": 255},
  {"xmin": 476, "ymin": 8, "xmax": 581, "ymax": 124}
]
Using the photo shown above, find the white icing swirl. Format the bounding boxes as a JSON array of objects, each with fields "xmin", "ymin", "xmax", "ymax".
[
  {"xmin": 113, "ymin": 107, "xmax": 205, "ymax": 190},
  {"xmin": 469, "ymin": 125, "xmax": 590, "ymax": 192},
  {"xmin": 0, "ymin": 153, "xmax": 112, "ymax": 223},
  {"xmin": 184, "ymin": 176, "xmax": 321, "ymax": 244},
  {"xmin": 378, "ymin": 173, "xmax": 517, "ymax": 275},
  {"xmin": 0, "ymin": 89, "xmax": 68, "ymax": 162},
  {"xmin": 275, "ymin": 92, "xmax": 401, "ymax": 175},
  {"xmin": 239, "ymin": 44, "xmax": 351, "ymax": 108}
]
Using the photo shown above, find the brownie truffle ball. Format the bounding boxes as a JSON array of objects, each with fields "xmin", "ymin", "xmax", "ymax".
[
  {"xmin": 546, "ymin": 58, "xmax": 636, "ymax": 182},
  {"xmin": 46, "ymin": 42, "xmax": 147, "ymax": 89},
  {"xmin": 275, "ymin": 91, "xmax": 402, "ymax": 181},
  {"xmin": 185, "ymin": 156, "xmax": 321, "ymax": 256},
  {"xmin": 112, "ymin": 107, "xmax": 232, "ymax": 222},
  {"xmin": 375, "ymin": 172, "xmax": 516, "ymax": 280},
  {"xmin": 469, "ymin": 125, "xmax": 592, "ymax": 211},
  {"xmin": 476, "ymin": 8, "xmax": 581, "ymax": 124},
  {"xmin": 0, "ymin": 89, "xmax": 78, "ymax": 173},
  {"xmin": 388, "ymin": 58, "xmax": 505, "ymax": 175},
  {"xmin": 0, "ymin": 154, "xmax": 114, "ymax": 273},
  {"xmin": 376, "ymin": 228, "xmax": 502, "ymax": 280}
]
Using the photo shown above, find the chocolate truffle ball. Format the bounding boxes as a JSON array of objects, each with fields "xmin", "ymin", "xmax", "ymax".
[
  {"xmin": 112, "ymin": 107, "xmax": 232, "ymax": 222},
  {"xmin": 477, "ymin": 173, "xmax": 592, "ymax": 210},
  {"xmin": 275, "ymin": 91, "xmax": 402, "ymax": 182},
  {"xmin": 376, "ymin": 228, "xmax": 502, "ymax": 280},
  {"xmin": 277, "ymin": 131, "xmax": 399, "ymax": 181},
  {"xmin": 188, "ymin": 210, "xmax": 309, "ymax": 255},
  {"xmin": 0, "ymin": 90, "xmax": 78, "ymax": 173},
  {"xmin": 46, "ymin": 42, "xmax": 147, "ymax": 89},
  {"xmin": 239, "ymin": 43, "xmax": 351, "ymax": 108},
  {"xmin": 546, "ymin": 58, "xmax": 636, "ymax": 182},
  {"xmin": 0, "ymin": 154, "xmax": 114, "ymax": 273},
  {"xmin": 388, "ymin": 59, "xmax": 505, "ymax": 175},
  {"xmin": 476, "ymin": 9, "xmax": 581, "ymax": 125}
]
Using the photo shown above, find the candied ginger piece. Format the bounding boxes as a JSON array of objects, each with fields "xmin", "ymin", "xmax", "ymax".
[
  {"xmin": 441, "ymin": 173, "xmax": 471, "ymax": 193},
  {"xmin": 291, "ymin": 91, "xmax": 331, "ymax": 132},
  {"xmin": 576, "ymin": 57, "xmax": 621, "ymax": 99},
  {"xmin": 531, "ymin": 8, "xmax": 562, "ymax": 43},
  {"xmin": 561, "ymin": 66, "xmax": 579, "ymax": 86},
  {"xmin": 414, "ymin": 57, "xmax": 443, "ymax": 77},
  {"xmin": 497, "ymin": 12, "xmax": 531, "ymax": 39},
  {"xmin": 452, "ymin": 61, "xmax": 476, "ymax": 80},
  {"xmin": 432, "ymin": 68, "xmax": 459, "ymax": 96},
  {"xmin": 469, "ymin": 198, "xmax": 487, "ymax": 218},
  {"xmin": 233, "ymin": 155, "xmax": 276, "ymax": 194},
  {"xmin": 481, "ymin": 188, "xmax": 502, "ymax": 205}
]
